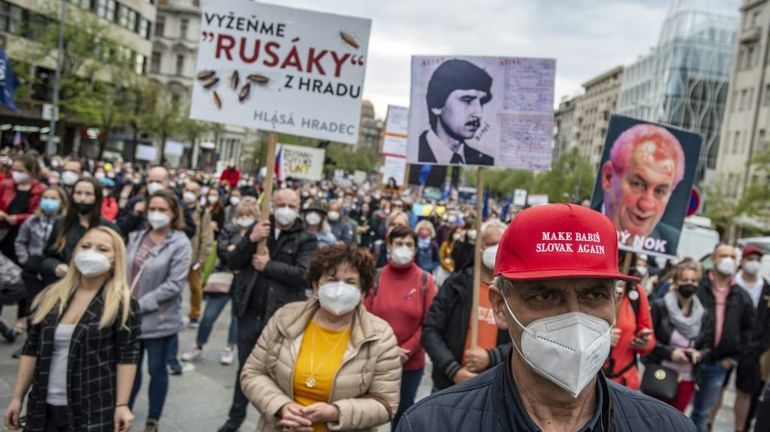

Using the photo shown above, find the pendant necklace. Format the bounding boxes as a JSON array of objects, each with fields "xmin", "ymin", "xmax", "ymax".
[{"xmin": 305, "ymin": 324, "xmax": 347, "ymax": 388}]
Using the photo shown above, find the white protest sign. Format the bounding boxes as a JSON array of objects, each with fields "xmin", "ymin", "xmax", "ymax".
[
  {"xmin": 382, "ymin": 135, "xmax": 407, "ymax": 156},
  {"xmin": 513, "ymin": 189, "xmax": 527, "ymax": 207},
  {"xmin": 136, "ymin": 145, "xmax": 157, "ymax": 162},
  {"xmin": 277, "ymin": 143, "xmax": 325, "ymax": 181},
  {"xmin": 190, "ymin": 0, "xmax": 371, "ymax": 144},
  {"xmin": 164, "ymin": 140, "xmax": 185, "ymax": 157},
  {"xmin": 527, "ymin": 194, "xmax": 549, "ymax": 206},
  {"xmin": 385, "ymin": 105, "xmax": 409, "ymax": 137},
  {"xmin": 407, "ymin": 56, "xmax": 555, "ymax": 169},
  {"xmin": 380, "ymin": 156, "xmax": 407, "ymax": 187}
]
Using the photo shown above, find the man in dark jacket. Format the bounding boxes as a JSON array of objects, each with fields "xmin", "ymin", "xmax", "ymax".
[
  {"xmin": 217, "ymin": 188, "xmax": 318, "ymax": 432},
  {"xmin": 690, "ymin": 244, "xmax": 754, "ymax": 432},
  {"xmin": 398, "ymin": 204, "xmax": 696, "ymax": 432},
  {"xmin": 422, "ymin": 220, "xmax": 510, "ymax": 391},
  {"xmin": 115, "ymin": 166, "xmax": 196, "ymax": 238}
]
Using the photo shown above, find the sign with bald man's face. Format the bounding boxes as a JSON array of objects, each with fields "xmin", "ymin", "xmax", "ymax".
[{"xmin": 589, "ymin": 115, "xmax": 702, "ymax": 258}]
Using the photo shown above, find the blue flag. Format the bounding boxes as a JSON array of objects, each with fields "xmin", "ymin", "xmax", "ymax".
[
  {"xmin": 481, "ymin": 188, "xmax": 490, "ymax": 220},
  {"xmin": 500, "ymin": 196, "xmax": 513, "ymax": 221},
  {"xmin": 418, "ymin": 164, "xmax": 431, "ymax": 185},
  {"xmin": 0, "ymin": 49, "xmax": 18, "ymax": 111}
]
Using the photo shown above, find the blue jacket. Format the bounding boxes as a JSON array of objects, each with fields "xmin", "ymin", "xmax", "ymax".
[{"xmin": 397, "ymin": 359, "xmax": 697, "ymax": 432}]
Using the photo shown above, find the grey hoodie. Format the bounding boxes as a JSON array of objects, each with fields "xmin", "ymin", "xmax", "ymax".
[{"xmin": 126, "ymin": 229, "xmax": 192, "ymax": 339}]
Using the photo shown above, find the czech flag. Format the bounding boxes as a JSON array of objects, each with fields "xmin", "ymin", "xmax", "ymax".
[{"xmin": 274, "ymin": 145, "xmax": 284, "ymax": 182}]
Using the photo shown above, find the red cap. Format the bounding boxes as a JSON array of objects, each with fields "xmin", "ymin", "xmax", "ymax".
[
  {"xmin": 743, "ymin": 245, "xmax": 763, "ymax": 258},
  {"xmin": 495, "ymin": 203, "xmax": 639, "ymax": 282}
]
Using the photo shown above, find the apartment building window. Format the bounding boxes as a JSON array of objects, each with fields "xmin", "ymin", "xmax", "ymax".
[
  {"xmin": 138, "ymin": 18, "xmax": 149, "ymax": 40},
  {"xmin": 127, "ymin": 9, "xmax": 137, "ymax": 32},
  {"xmin": 150, "ymin": 51, "xmax": 161, "ymax": 74},
  {"xmin": 751, "ymin": 10, "xmax": 761, "ymax": 29},
  {"xmin": 135, "ymin": 53, "xmax": 146, "ymax": 75},
  {"xmin": 180, "ymin": 18, "xmax": 189, "ymax": 39},
  {"xmin": 740, "ymin": 89, "xmax": 748, "ymax": 110},
  {"xmin": 733, "ymin": 131, "xmax": 740, "ymax": 154},
  {"xmin": 4, "ymin": 3, "xmax": 22, "ymax": 34},
  {"xmin": 155, "ymin": 15, "xmax": 165, "ymax": 37},
  {"xmin": 758, "ymin": 129, "xmax": 766, "ymax": 153},
  {"xmin": 731, "ymin": 90, "xmax": 738, "ymax": 111},
  {"xmin": 97, "ymin": 0, "xmax": 115, "ymax": 20},
  {"xmin": 747, "ymin": 45, "xmax": 756, "ymax": 69},
  {"xmin": 175, "ymin": 54, "xmax": 184, "ymax": 76},
  {"xmin": 117, "ymin": 4, "xmax": 128, "ymax": 27}
]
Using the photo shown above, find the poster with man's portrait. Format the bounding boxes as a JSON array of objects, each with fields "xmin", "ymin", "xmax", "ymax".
[
  {"xmin": 590, "ymin": 115, "xmax": 702, "ymax": 258},
  {"xmin": 407, "ymin": 56, "xmax": 555, "ymax": 169}
]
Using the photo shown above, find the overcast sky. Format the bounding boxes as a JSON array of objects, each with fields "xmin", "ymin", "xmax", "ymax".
[{"xmin": 277, "ymin": 0, "xmax": 673, "ymax": 118}]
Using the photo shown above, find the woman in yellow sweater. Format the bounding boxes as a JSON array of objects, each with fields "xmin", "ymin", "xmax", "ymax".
[{"xmin": 240, "ymin": 244, "xmax": 402, "ymax": 432}]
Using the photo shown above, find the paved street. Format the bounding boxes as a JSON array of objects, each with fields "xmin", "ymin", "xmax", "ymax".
[{"xmin": 0, "ymin": 295, "xmax": 738, "ymax": 431}]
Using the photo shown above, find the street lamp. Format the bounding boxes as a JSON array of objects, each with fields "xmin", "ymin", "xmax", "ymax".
[{"xmin": 46, "ymin": 0, "xmax": 65, "ymax": 155}]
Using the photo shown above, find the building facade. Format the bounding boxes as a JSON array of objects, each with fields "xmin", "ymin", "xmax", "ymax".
[
  {"xmin": 357, "ymin": 99, "xmax": 383, "ymax": 150},
  {"xmin": 0, "ymin": 0, "xmax": 156, "ymax": 155},
  {"xmin": 553, "ymin": 95, "xmax": 578, "ymax": 160},
  {"xmin": 150, "ymin": 0, "xmax": 256, "ymax": 169},
  {"xmin": 715, "ymin": 0, "xmax": 770, "ymax": 198},
  {"xmin": 570, "ymin": 66, "xmax": 624, "ymax": 168},
  {"xmin": 617, "ymin": 0, "xmax": 740, "ymax": 181}
]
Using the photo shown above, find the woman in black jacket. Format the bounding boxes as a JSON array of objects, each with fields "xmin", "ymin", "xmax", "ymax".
[
  {"xmin": 3, "ymin": 227, "xmax": 140, "ymax": 432},
  {"xmin": 421, "ymin": 221, "xmax": 510, "ymax": 392},
  {"xmin": 648, "ymin": 261, "xmax": 708, "ymax": 412},
  {"xmin": 41, "ymin": 178, "xmax": 119, "ymax": 285}
]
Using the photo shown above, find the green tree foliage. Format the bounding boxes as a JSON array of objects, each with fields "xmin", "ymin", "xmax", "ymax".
[
  {"xmin": 465, "ymin": 148, "xmax": 595, "ymax": 203},
  {"xmin": 735, "ymin": 147, "xmax": 770, "ymax": 223}
]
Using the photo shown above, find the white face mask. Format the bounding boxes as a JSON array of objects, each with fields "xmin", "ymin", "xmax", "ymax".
[
  {"xmin": 716, "ymin": 257, "xmax": 737, "ymax": 276},
  {"xmin": 304, "ymin": 211, "xmax": 322, "ymax": 226},
  {"xmin": 743, "ymin": 260, "xmax": 761, "ymax": 276},
  {"xmin": 452, "ymin": 233, "xmax": 462, "ymax": 241},
  {"xmin": 146, "ymin": 181, "xmax": 164, "ymax": 195},
  {"xmin": 274, "ymin": 206, "xmax": 298, "ymax": 226},
  {"xmin": 147, "ymin": 211, "xmax": 171, "ymax": 230},
  {"xmin": 467, "ymin": 229, "xmax": 477, "ymax": 241},
  {"xmin": 12, "ymin": 171, "xmax": 29, "ymax": 184},
  {"xmin": 61, "ymin": 170, "xmax": 79, "ymax": 186},
  {"xmin": 482, "ymin": 245, "xmax": 498, "ymax": 270},
  {"xmin": 182, "ymin": 191, "xmax": 197, "ymax": 205},
  {"xmin": 236, "ymin": 217, "xmax": 255, "ymax": 228},
  {"xmin": 229, "ymin": 197, "xmax": 241, "ymax": 206},
  {"xmin": 207, "ymin": 195, "xmax": 219, "ymax": 205},
  {"xmin": 327, "ymin": 211, "xmax": 340, "ymax": 222},
  {"xmin": 502, "ymin": 295, "xmax": 612, "ymax": 398},
  {"xmin": 74, "ymin": 250, "xmax": 112, "ymax": 277},
  {"xmin": 318, "ymin": 281, "xmax": 362, "ymax": 316},
  {"xmin": 391, "ymin": 246, "xmax": 415, "ymax": 266},
  {"xmin": 635, "ymin": 266, "xmax": 648, "ymax": 277}
]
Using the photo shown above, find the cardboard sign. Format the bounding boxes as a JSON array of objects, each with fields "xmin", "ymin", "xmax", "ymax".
[
  {"xmin": 380, "ymin": 105, "xmax": 409, "ymax": 187},
  {"xmin": 190, "ymin": 0, "xmax": 371, "ymax": 144},
  {"xmin": 407, "ymin": 56, "xmax": 555, "ymax": 169},
  {"xmin": 590, "ymin": 115, "xmax": 703, "ymax": 258},
  {"xmin": 513, "ymin": 189, "xmax": 528, "ymax": 207},
  {"xmin": 276, "ymin": 143, "xmax": 325, "ymax": 181}
]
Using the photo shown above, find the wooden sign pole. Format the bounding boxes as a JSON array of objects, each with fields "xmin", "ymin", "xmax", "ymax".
[
  {"xmin": 470, "ymin": 167, "xmax": 484, "ymax": 348},
  {"xmin": 257, "ymin": 132, "xmax": 277, "ymax": 256}
]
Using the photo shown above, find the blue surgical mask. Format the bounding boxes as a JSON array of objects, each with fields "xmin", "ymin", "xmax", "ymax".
[{"xmin": 40, "ymin": 197, "xmax": 61, "ymax": 214}]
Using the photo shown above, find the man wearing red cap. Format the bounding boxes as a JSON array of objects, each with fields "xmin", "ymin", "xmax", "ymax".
[{"xmin": 397, "ymin": 204, "xmax": 696, "ymax": 431}]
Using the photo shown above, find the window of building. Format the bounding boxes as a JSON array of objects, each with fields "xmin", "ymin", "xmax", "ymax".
[
  {"xmin": 127, "ymin": 9, "xmax": 137, "ymax": 32},
  {"xmin": 171, "ymin": 92, "xmax": 180, "ymax": 106},
  {"xmin": 740, "ymin": 89, "xmax": 748, "ymax": 111},
  {"xmin": 751, "ymin": 10, "xmax": 761, "ymax": 29},
  {"xmin": 7, "ymin": 4, "xmax": 22, "ymax": 34},
  {"xmin": 733, "ymin": 131, "xmax": 740, "ymax": 154},
  {"xmin": 138, "ymin": 18, "xmax": 149, "ymax": 39},
  {"xmin": 135, "ymin": 53, "xmax": 146, "ymax": 75},
  {"xmin": 150, "ymin": 51, "xmax": 161, "ymax": 74},
  {"xmin": 155, "ymin": 15, "xmax": 165, "ymax": 37},
  {"xmin": 180, "ymin": 18, "xmax": 189, "ymax": 39},
  {"xmin": 731, "ymin": 90, "xmax": 738, "ymax": 111},
  {"xmin": 765, "ymin": 84, "xmax": 770, "ymax": 106},
  {"xmin": 758, "ymin": 129, "xmax": 766, "ymax": 153},
  {"xmin": 747, "ymin": 45, "xmax": 755, "ymax": 69},
  {"xmin": 175, "ymin": 54, "xmax": 184, "ymax": 75},
  {"xmin": 117, "ymin": 4, "xmax": 128, "ymax": 27}
]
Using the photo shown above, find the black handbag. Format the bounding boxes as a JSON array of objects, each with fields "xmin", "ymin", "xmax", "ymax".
[{"xmin": 640, "ymin": 363, "xmax": 680, "ymax": 400}]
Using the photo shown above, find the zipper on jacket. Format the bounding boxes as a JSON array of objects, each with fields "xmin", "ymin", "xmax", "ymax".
[{"xmin": 329, "ymin": 334, "xmax": 379, "ymax": 402}]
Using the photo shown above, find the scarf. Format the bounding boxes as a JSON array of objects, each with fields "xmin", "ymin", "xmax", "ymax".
[{"xmin": 663, "ymin": 291, "xmax": 704, "ymax": 340}]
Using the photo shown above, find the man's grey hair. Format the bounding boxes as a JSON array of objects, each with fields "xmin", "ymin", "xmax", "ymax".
[{"xmin": 481, "ymin": 219, "xmax": 507, "ymax": 236}]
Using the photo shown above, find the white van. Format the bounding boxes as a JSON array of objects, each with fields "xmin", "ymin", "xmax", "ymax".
[{"xmin": 676, "ymin": 216, "xmax": 721, "ymax": 265}]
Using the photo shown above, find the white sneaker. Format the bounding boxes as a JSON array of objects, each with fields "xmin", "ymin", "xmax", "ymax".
[
  {"xmin": 181, "ymin": 347, "xmax": 202, "ymax": 362},
  {"xmin": 220, "ymin": 347, "xmax": 234, "ymax": 365}
]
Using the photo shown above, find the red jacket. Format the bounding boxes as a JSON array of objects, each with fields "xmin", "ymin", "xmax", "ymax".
[
  {"xmin": 219, "ymin": 167, "xmax": 240, "ymax": 188},
  {"xmin": 0, "ymin": 178, "xmax": 46, "ymax": 226},
  {"xmin": 606, "ymin": 284, "xmax": 655, "ymax": 390},
  {"xmin": 363, "ymin": 262, "xmax": 437, "ymax": 371}
]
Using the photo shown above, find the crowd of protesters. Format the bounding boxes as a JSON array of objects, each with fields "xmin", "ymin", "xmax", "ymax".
[{"xmin": 0, "ymin": 150, "xmax": 767, "ymax": 432}]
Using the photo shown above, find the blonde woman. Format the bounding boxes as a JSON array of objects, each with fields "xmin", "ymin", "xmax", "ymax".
[
  {"xmin": 3, "ymin": 227, "xmax": 140, "ymax": 432},
  {"xmin": 414, "ymin": 220, "xmax": 439, "ymax": 273}
]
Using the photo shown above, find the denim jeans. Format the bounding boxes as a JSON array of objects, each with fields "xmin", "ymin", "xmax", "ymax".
[
  {"xmin": 166, "ymin": 334, "xmax": 182, "ymax": 370},
  {"xmin": 393, "ymin": 368, "xmax": 424, "ymax": 428},
  {"xmin": 225, "ymin": 314, "xmax": 264, "ymax": 428},
  {"xmin": 130, "ymin": 334, "xmax": 175, "ymax": 421},
  {"xmin": 196, "ymin": 293, "xmax": 237, "ymax": 347},
  {"xmin": 690, "ymin": 362, "xmax": 728, "ymax": 432}
]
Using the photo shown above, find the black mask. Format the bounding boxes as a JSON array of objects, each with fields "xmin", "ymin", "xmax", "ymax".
[
  {"xmin": 75, "ymin": 202, "xmax": 95, "ymax": 215},
  {"xmin": 677, "ymin": 284, "xmax": 697, "ymax": 299}
]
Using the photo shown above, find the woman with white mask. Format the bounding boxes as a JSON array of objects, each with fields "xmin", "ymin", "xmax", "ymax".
[
  {"xmin": 125, "ymin": 190, "xmax": 192, "ymax": 432},
  {"xmin": 182, "ymin": 201, "xmax": 259, "ymax": 365},
  {"xmin": 300, "ymin": 199, "xmax": 336, "ymax": 247},
  {"xmin": 363, "ymin": 224, "xmax": 437, "ymax": 428},
  {"xmin": 240, "ymin": 244, "xmax": 400, "ymax": 431},
  {"xmin": 4, "ymin": 227, "xmax": 140, "ymax": 432}
]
